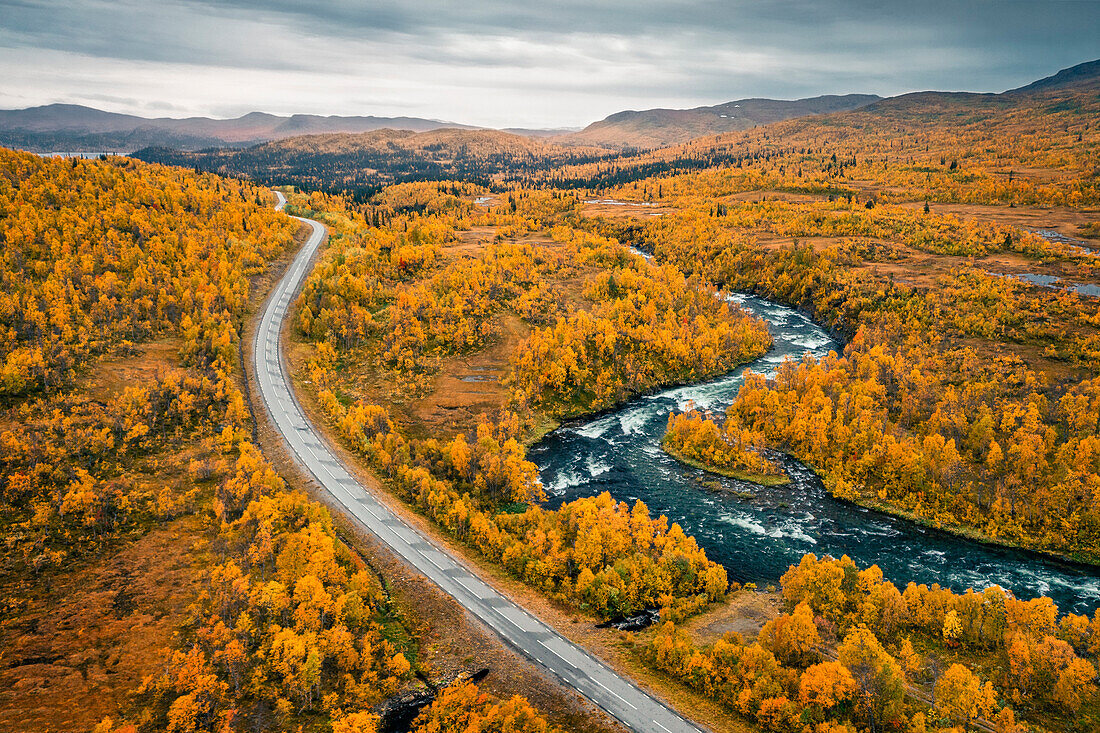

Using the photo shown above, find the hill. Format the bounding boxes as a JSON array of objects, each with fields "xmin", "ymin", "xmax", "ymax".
[
  {"xmin": 132, "ymin": 128, "xmax": 615, "ymax": 194},
  {"xmin": 1007, "ymin": 57, "xmax": 1100, "ymax": 94},
  {"xmin": 133, "ymin": 57, "xmax": 1100, "ymax": 197},
  {"xmin": 0, "ymin": 104, "xmax": 475, "ymax": 153},
  {"xmin": 559, "ymin": 94, "xmax": 881, "ymax": 149},
  {"xmin": 538, "ymin": 58, "xmax": 1100, "ymax": 196}
]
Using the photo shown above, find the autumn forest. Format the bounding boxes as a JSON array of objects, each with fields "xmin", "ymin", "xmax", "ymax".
[{"xmin": 2, "ymin": 34, "xmax": 1100, "ymax": 733}]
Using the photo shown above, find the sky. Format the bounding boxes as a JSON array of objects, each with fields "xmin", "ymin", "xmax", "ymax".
[{"xmin": 1, "ymin": 0, "xmax": 1098, "ymax": 129}]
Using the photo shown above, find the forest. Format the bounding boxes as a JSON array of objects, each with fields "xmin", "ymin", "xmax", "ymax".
[
  {"xmin": 0, "ymin": 151, "xmax": 564, "ymax": 733},
  {"xmin": 278, "ymin": 92, "xmax": 1100, "ymax": 728},
  {"xmin": 622, "ymin": 201, "xmax": 1100, "ymax": 562},
  {"xmin": 643, "ymin": 551, "xmax": 1100, "ymax": 732},
  {"xmin": 133, "ymin": 130, "xmax": 616, "ymax": 199},
  {"xmin": 286, "ymin": 183, "xmax": 769, "ymax": 619},
  {"xmin": 662, "ymin": 409, "xmax": 789, "ymax": 485},
  {"xmin": 132, "ymin": 64, "xmax": 1099, "ymax": 212},
  {"xmin": 3, "ymin": 53, "xmax": 1100, "ymax": 733},
  {"xmin": 541, "ymin": 71, "xmax": 1100, "ymax": 204}
]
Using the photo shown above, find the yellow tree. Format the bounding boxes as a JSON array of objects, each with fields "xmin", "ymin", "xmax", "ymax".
[
  {"xmin": 759, "ymin": 601, "xmax": 821, "ymax": 666},
  {"xmin": 838, "ymin": 627, "xmax": 905, "ymax": 732},
  {"xmin": 799, "ymin": 660, "xmax": 857, "ymax": 712},
  {"xmin": 936, "ymin": 664, "xmax": 981, "ymax": 729}
]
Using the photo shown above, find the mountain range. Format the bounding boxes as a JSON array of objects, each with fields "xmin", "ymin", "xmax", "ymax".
[
  {"xmin": 0, "ymin": 94, "xmax": 881, "ymax": 153},
  {"xmin": 3, "ymin": 59, "xmax": 1098, "ymax": 154},
  {"xmin": 0, "ymin": 106, "xmax": 477, "ymax": 153}
]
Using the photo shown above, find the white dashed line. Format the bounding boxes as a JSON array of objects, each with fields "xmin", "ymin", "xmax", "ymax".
[
  {"xmin": 256, "ymin": 203, "xmax": 702, "ymax": 733},
  {"xmin": 593, "ymin": 678, "xmax": 636, "ymax": 709},
  {"xmin": 539, "ymin": 639, "xmax": 578, "ymax": 669},
  {"xmin": 420, "ymin": 552, "xmax": 445, "ymax": 573}
]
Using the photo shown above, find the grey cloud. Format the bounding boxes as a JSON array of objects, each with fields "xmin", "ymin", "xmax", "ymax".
[{"xmin": 0, "ymin": 0, "xmax": 1097, "ymax": 127}]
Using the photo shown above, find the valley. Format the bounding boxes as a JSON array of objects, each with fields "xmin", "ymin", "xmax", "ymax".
[{"xmin": 2, "ymin": 30, "xmax": 1100, "ymax": 733}]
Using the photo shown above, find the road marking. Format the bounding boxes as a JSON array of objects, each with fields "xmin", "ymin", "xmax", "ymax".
[
  {"xmin": 257, "ymin": 200, "xmax": 699, "ymax": 733},
  {"xmin": 498, "ymin": 605, "xmax": 542, "ymax": 633},
  {"xmin": 496, "ymin": 607, "xmax": 521, "ymax": 631},
  {"xmin": 592, "ymin": 677, "xmax": 636, "ymax": 709},
  {"xmin": 539, "ymin": 638, "xmax": 578, "ymax": 669},
  {"xmin": 421, "ymin": 552, "xmax": 446, "ymax": 573},
  {"xmin": 457, "ymin": 575, "xmax": 493, "ymax": 600}
]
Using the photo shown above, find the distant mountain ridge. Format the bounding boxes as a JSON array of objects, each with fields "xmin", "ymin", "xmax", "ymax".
[
  {"xmin": 0, "ymin": 104, "xmax": 476, "ymax": 153},
  {"xmin": 555, "ymin": 59, "xmax": 1100, "ymax": 149},
  {"xmin": 0, "ymin": 96, "xmax": 883, "ymax": 154},
  {"xmin": 557, "ymin": 94, "xmax": 882, "ymax": 149},
  {"xmin": 6, "ymin": 58, "xmax": 1098, "ymax": 155}
]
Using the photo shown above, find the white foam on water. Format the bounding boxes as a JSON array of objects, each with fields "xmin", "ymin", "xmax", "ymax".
[
  {"xmin": 720, "ymin": 513, "xmax": 767, "ymax": 535},
  {"xmin": 1036, "ymin": 573, "xmax": 1100, "ymax": 596},
  {"xmin": 574, "ymin": 414, "xmax": 616, "ymax": 439},
  {"xmin": 771, "ymin": 521, "xmax": 818, "ymax": 544},
  {"xmin": 619, "ymin": 405, "xmax": 656, "ymax": 435},
  {"xmin": 1006, "ymin": 566, "xmax": 1100, "ymax": 602},
  {"xmin": 663, "ymin": 380, "xmax": 738, "ymax": 411},
  {"xmin": 677, "ymin": 392, "xmax": 722, "ymax": 411},
  {"xmin": 789, "ymin": 333, "xmax": 835, "ymax": 351},
  {"xmin": 546, "ymin": 467, "xmax": 584, "ymax": 495},
  {"xmin": 585, "ymin": 455, "xmax": 611, "ymax": 477},
  {"xmin": 855, "ymin": 523, "xmax": 902, "ymax": 538}
]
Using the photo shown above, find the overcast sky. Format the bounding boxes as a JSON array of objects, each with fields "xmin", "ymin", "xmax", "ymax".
[{"xmin": 1, "ymin": 0, "xmax": 1098, "ymax": 128}]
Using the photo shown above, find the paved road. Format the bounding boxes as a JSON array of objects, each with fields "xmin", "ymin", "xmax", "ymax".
[{"xmin": 256, "ymin": 191, "xmax": 706, "ymax": 733}]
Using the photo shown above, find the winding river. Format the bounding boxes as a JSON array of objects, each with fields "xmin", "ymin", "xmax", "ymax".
[{"xmin": 531, "ymin": 293, "xmax": 1100, "ymax": 615}]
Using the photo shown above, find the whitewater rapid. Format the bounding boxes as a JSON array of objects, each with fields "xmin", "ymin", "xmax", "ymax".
[{"xmin": 531, "ymin": 292, "xmax": 1100, "ymax": 614}]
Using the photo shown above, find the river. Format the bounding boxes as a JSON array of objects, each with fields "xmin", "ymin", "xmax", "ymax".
[{"xmin": 531, "ymin": 293, "xmax": 1100, "ymax": 615}]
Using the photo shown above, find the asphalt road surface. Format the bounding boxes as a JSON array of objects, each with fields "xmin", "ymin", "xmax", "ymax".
[{"xmin": 255, "ymin": 191, "xmax": 706, "ymax": 733}]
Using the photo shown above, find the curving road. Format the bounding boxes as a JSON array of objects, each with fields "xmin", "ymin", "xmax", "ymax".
[{"xmin": 256, "ymin": 191, "xmax": 706, "ymax": 733}]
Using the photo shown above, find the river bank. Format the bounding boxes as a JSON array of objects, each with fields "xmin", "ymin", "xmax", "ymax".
[
  {"xmin": 660, "ymin": 441, "xmax": 791, "ymax": 487},
  {"xmin": 531, "ymin": 292, "xmax": 1100, "ymax": 614}
]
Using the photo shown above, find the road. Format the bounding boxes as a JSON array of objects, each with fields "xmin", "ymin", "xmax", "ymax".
[{"xmin": 256, "ymin": 191, "xmax": 706, "ymax": 733}]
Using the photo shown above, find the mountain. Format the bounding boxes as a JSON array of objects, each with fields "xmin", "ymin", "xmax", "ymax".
[
  {"xmin": 132, "ymin": 58, "xmax": 1100, "ymax": 193},
  {"xmin": 559, "ymin": 94, "xmax": 881, "ymax": 149},
  {"xmin": 1006, "ymin": 58, "xmax": 1100, "ymax": 94},
  {"xmin": 0, "ymin": 104, "xmax": 476, "ymax": 153},
  {"xmin": 243, "ymin": 128, "xmax": 557, "ymax": 157},
  {"xmin": 535, "ymin": 58, "xmax": 1100, "ymax": 190},
  {"xmin": 834, "ymin": 57, "xmax": 1100, "ymax": 124},
  {"xmin": 0, "ymin": 94, "xmax": 883, "ymax": 154}
]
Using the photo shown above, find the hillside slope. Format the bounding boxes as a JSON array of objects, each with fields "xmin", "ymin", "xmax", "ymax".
[
  {"xmin": 1007, "ymin": 57, "xmax": 1100, "ymax": 94},
  {"xmin": 538, "ymin": 58, "xmax": 1100, "ymax": 200},
  {"xmin": 561, "ymin": 94, "xmax": 880, "ymax": 149}
]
